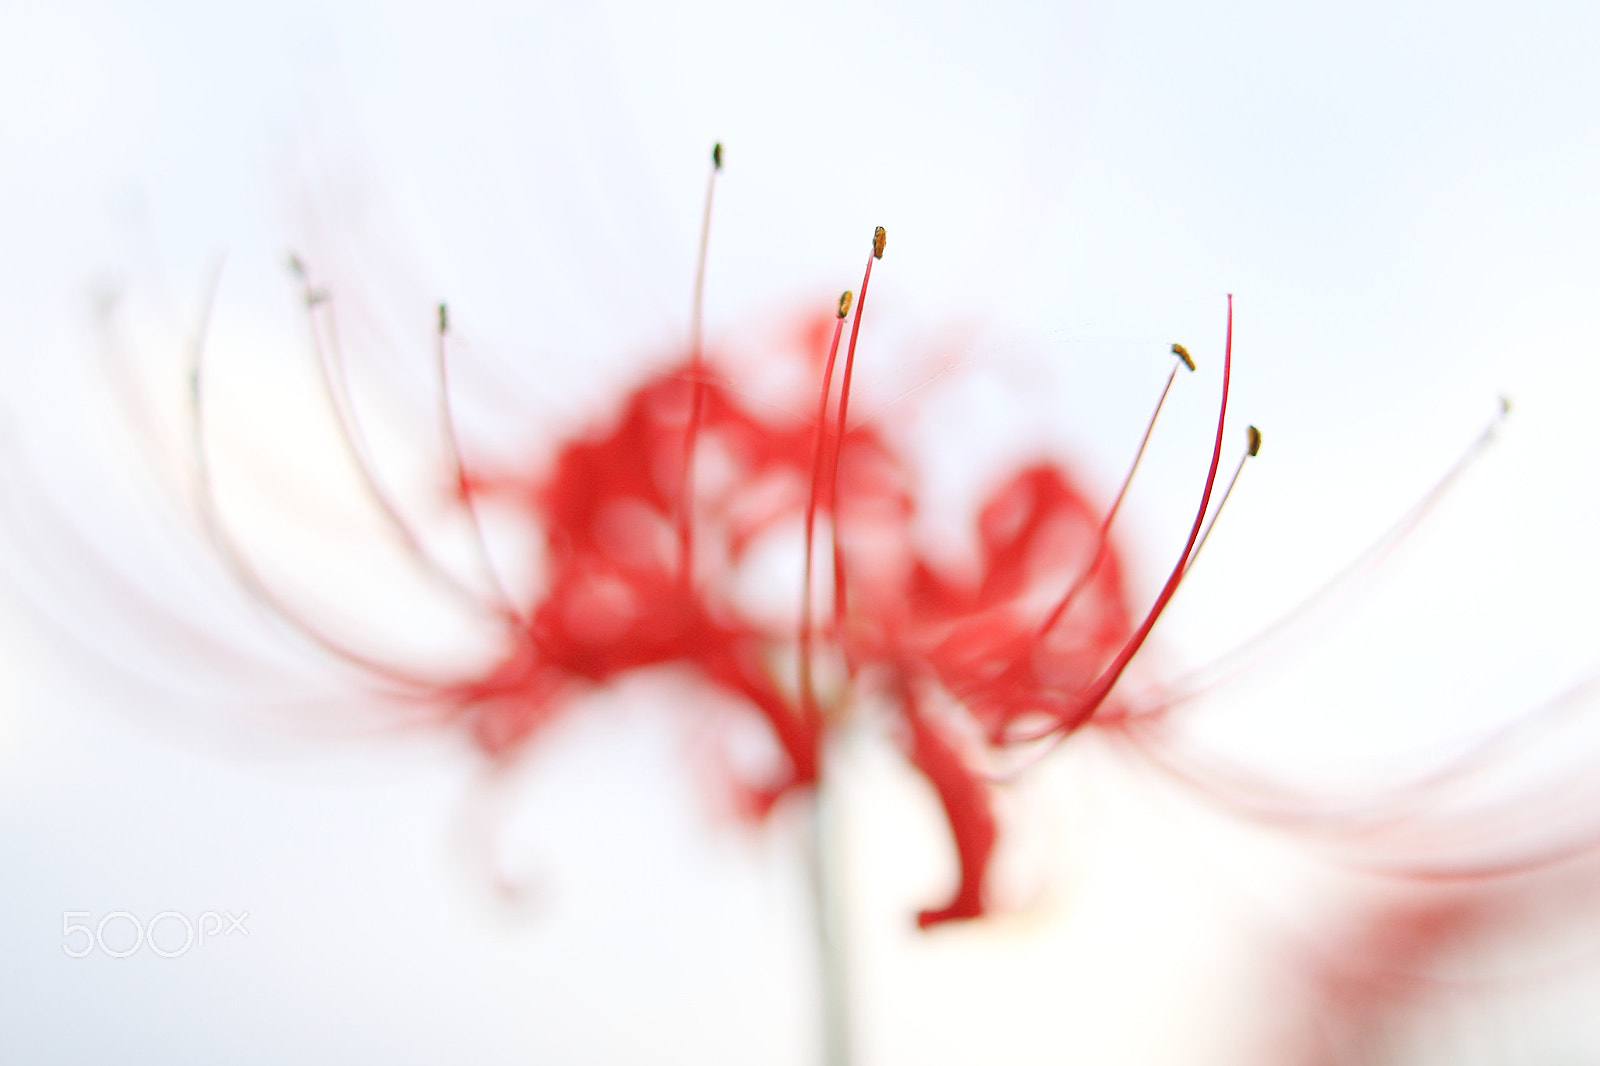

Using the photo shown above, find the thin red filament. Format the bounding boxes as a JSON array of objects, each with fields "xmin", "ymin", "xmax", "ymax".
[
  {"xmin": 800, "ymin": 300, "xmax": 852, "ymax": 716},
  {"xmin": 1053, "ymin": 294, "xmax": 1234, "ymax": 735},
  {"xmin": 1038, "ymin": 350, "xmax": 1189, "ymax": 639},
  {"xmin": 1183, "ymin": 425, "xmax": 1259, "ymax": 578},
  {"xmin": 828, "ymin": 230, "xmax": 885, "ymax": 637}
]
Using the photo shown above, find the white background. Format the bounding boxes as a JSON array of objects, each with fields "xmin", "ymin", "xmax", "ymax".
[{"xmin": 4, "ymin": 0, "xmax": 1600, "ymax": 1062}]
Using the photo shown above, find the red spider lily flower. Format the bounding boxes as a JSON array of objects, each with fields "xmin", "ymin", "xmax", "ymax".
[
  {"xmin": 18, "ymin": 138, "xmax": 1600, "ymax": 1066},
  {"xmin": 243, "ymin": 196, "xmax": 1241, "ymax": 929},
  {"xmin": 179, "ymin": 153, "xmax": 1592, "ymax": 1002}
]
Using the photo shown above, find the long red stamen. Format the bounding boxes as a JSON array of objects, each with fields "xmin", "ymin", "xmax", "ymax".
[
  {"xmin": 1053, "ymin": 295, "xmax": 1235, "ymax": 735},
  {"xmin": 799, "ymin": 291, "xmax": 853, "ymax": 716},
  {"xmin": 829, "ymin": 226, "xmax": 886, "ymax": 637},
  {"xmin": 1038, "ymin": 343, "xmax": 1194, "ymax": 638},
  {"xmin": 675, "ymin": 142, "xmax": 723, "ymax": 585}
]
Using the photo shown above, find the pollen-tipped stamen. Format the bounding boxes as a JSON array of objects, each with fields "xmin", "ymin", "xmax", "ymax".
[
  {"xmin": 435, "ymin": 303, "xmax": 527, "ymax": 625},
  {"xmin": 675, "ymin": 142, "xmax": 724, "ymax": 585},
  {"xmin": 799, "ymin": 291, "xmax": 853, "ymax": 719},
  {"xmin": 1183, "ymin": 424, "xmax": 1261, "ymax": 576},
  {"xmin": 828, "ymin": 228, "xmax": 886, "ymax": 638},
  {"xmin": 1037, "ymin": 343, "xmax": 1195, "ymax": 639},
  {"xmin": 191, "ymin": 263, "xmax": 440, "ymax": 689},
  {"xmin": 289, "ymin": 257, "xmax": 501, "ymax": 620},
  {"xmin": 1145, "ymin": 401, "xmax": 1509, "ymax": 714},
  {"xmin": 1052, "ymin": 295, "xmax": 1236, "ymax": 736}
]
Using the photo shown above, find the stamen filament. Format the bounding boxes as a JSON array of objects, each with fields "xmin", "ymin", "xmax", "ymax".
[
  {"xmin": 1038, "ymin": 343, "xmax": 1194, "ymax": 638},
  {"xmin": 829, "ymin": 227, "xmax": 886, "ymax": 637},
  {"xmin": 191, "ymin": 262, "xmax": 438, "ymax": 689},
  {"xmin": 799, "ymin": 292, "xmax": 853, "ymax": 718},
  {"xmin": 676, "ymin": 142, "xmax": 724, "ymax": 585},
  {"xmin": 1143, "ymin": 403, "xmax": 1509, "ymax": 714},
  {"xmin": 289, "ymin": 258, "xmax": 502, "ymax": 620},
  {"xmin": 1053, "ymin": 295, "xmax": 1236, "ymax": 735},
  {"xmin": 1183, "ymin": 424, "xmax": 1261, "ymax": 576},
  {"xmin": 435, "ymin": 303, "xmax": 525, "ymax": 624}
]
